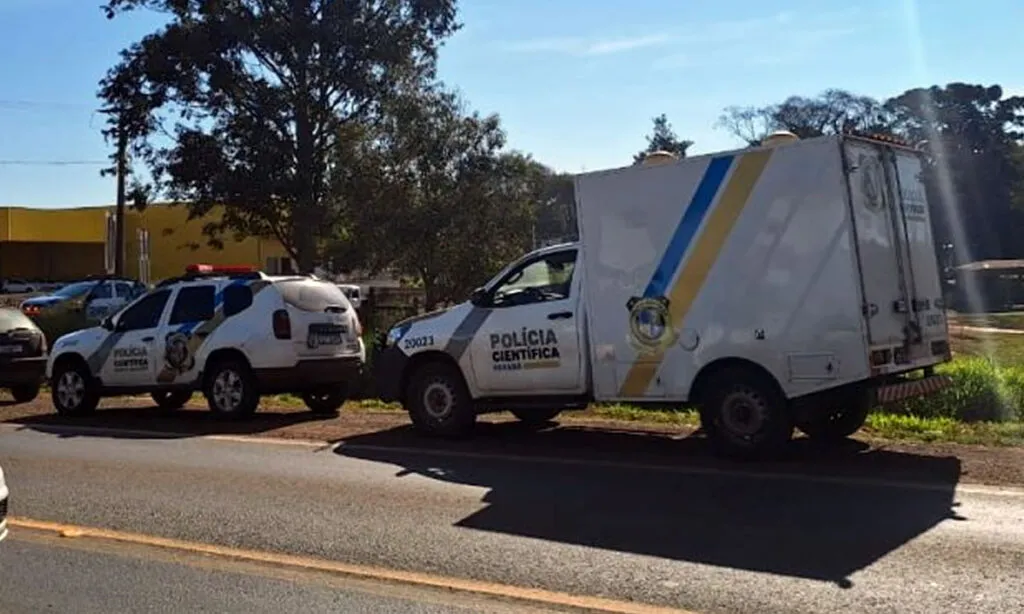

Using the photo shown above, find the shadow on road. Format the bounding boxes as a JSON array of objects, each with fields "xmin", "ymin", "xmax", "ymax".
[
  {"xmin": 335, "ymin": 421, "xmax": 963, "ymax": 588},
  {"xmin": 4, "ymin": 403, "xmax": 329, "ymax": 440}
]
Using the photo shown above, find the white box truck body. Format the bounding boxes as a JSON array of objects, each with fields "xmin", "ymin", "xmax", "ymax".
[{"xmin": 374, "ymin": 134, "xmax": 952, "ymax": 457}]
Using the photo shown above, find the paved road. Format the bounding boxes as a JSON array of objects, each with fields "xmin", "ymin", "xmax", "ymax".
[
  {"xmin": 1, "ymin": 424, "xmax": 1023, "ymax": 613},
  {"xmin": 0, "ymin": 528, "xmax": 557, "ymax": 614}
]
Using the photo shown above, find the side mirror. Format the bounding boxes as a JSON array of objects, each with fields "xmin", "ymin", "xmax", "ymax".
[
  {"xmin": 469, "ymin": 287, "xmax": 487, "ymax": 307},
  {"xmin": 101, "ymin": 316, "xmax": 115, "ymax": 331}
]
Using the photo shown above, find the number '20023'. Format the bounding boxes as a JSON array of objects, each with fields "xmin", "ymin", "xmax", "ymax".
[{"xmin": 403, "ymin": 335, "xmax": 434, "ymax": 349}]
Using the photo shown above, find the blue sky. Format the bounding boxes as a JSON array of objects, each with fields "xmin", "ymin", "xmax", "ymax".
[{"xmin": 1, "ymin": 0, "xmax": 1021, "ymax": 208}]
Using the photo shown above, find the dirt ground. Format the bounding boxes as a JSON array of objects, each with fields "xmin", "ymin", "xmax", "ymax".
[{"xmin": 2, "ymin": 390, "xmax": 1022, "ymax": 489}]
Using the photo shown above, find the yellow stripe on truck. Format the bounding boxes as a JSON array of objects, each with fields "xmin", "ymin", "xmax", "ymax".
[{"xmin": 618, "ymin": 149, "xmax": 774, "ymax": 397}]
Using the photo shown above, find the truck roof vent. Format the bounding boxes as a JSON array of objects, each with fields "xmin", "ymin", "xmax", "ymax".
[
  {"xmin": 760, "ymin": 131, "xmax": 800, "ymax": 148},
  {"xmin": 640, "ymin": 151, "xmax": 679, "ymax": 166}
]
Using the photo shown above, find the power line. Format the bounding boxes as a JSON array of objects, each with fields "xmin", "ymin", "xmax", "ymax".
[{"xmin": 0, "ymin": 160, "xmax": 107, "ymax": 166}]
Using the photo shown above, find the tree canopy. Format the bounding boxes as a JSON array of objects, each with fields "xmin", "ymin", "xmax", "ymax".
[
  {"xmin": 633, "ymin": 114, "xmax": 693, "ymax": 163},
  {"xmin": 99, "ymin": 0, "xmax": 460, "ymax": 272}
]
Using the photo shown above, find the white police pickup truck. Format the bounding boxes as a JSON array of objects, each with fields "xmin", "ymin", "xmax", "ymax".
[
  {"xmin": 47, "ymin": 265, "xmax": 366, "ymax": 418},
  {"xmin": 374, "ymin": 133, "xmax": 954, "ymax": 458}
]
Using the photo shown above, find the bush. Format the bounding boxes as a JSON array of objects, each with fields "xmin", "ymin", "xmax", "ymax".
[{"xmin": 887, "ymin": 357, "xmax": 1024, "ymax": 422}]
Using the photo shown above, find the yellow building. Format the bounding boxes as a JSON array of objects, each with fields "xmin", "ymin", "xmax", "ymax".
[{"xmin": 0, "ymin": 204, "xmax": 291, "ymax": 283}]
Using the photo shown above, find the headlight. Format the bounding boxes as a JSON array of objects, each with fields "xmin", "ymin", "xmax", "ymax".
[{"xmin": 385, "ymin": 327, "xmax": 403, "ymax": 347}]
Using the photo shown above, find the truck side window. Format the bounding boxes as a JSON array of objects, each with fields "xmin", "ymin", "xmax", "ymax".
[
  {"xmin": 490, "ymin": 250, "xmax": 577, "ymax": 308},
  {"xmin": 169, "ymin": 285, "xmax": 216, "ymax": 324}
]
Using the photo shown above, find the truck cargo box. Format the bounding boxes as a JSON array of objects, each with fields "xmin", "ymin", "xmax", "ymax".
[{"xmin": 574, "ymin": 134, "xmax": 950, "ymax": 404}]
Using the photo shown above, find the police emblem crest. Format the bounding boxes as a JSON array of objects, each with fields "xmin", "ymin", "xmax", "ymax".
[
  {"xmin": 164, "ymin": 331, "xmax": 195, "ymax": 373},
  {"xmin": 626, "ymin": 295, "xmax": 677, "ymax": 353}
]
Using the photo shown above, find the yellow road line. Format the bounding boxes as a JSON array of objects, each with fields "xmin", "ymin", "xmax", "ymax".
[{"xmin": 9, "ymin": 517, "xmax": 696, "ymax": 614}]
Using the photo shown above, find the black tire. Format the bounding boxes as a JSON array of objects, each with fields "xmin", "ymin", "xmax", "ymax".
[
  {"xmin": 698, "ymin": 367, "xmax": 793, "ymax": 460},
  {"xmin": 405, "ymin": 362, "xmax": 476, "ymax": 438},
  {"xmin": 799, "ymin": 397, "xmax": 871, "ymax": 443},
  {"xmin": 151, "ymin": 390, "xmax": 192, "ymax": 411},
  {"xmin": 9, "ymin": 384, "xmax": 41, "ymax": 404},
  {"xmin": 203, "ymin": 358, "xmax": 259, "ymax": 418},
  {"xmin": 51, "ymin": 360, "xmax": 100, "ymax": 417},
  {"xmin": 302, "ymin": 385, "xmax": 347, "ymax": 417},
  {"xmin": 510, "ymin": 408, "xmax": 561, "ymax": 426}
]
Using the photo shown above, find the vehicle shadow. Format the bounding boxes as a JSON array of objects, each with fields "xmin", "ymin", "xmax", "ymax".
[
  {"xmin": 3, "ymin": 403, "xmax": 331, "ymax": 440},
  {"xmin": 334, "ymin": 422, "xmax": 963, "ymax": 588}
]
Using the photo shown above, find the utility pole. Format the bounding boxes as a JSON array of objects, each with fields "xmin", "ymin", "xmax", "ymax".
[{"xmin": 114, "ymin": 115, "xmax": 127, "ymax": 277}]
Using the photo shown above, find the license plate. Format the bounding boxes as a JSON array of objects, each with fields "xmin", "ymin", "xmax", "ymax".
[
  {"xmin": 308, "ymin": 333, "xmax": 343, "ymax": 348},
  {"xmin": 0, "ymin": 345, "xmax": 21, "ymax": 354}
]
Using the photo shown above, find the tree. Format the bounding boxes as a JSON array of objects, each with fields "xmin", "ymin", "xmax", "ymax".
[
  {"xmin": 98, "ymin": 0, "xmax": 460, "ymax": 273},
  {"xmin": 885, "ymin": 83, "xmax": 1024, "ymax": 261},
  {"xmin": 533, "ymin": 170, "xmax": 577, "ymax": 245},
  {"xmin": 339, "ymin": 86, "xmax": 541, "ymax": 307},
  {"xmin": 716, "ymin": 89, "xmax": 894, "ymax": 145},
  {"xmin": 634, "ymin": 114, "xmax": 693, "ymax": 163}
]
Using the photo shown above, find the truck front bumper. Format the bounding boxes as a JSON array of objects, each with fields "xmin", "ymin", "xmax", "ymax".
[{"xmin": 874, "ymin": 374, "xmax": 954, "ymax": 405}]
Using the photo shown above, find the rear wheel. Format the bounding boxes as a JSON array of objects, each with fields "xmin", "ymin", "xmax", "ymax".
[
  {"xmin": 510, "ymin": 408, "xmax": 561, "ymax": 427},
  {"xmin": 405, "ymin": 362, "xmax": 476, "ymax": 438},
  {"xmin": 799, "ymin": 395, "xmax": 871, "ymax": 442},
  {"xmin": 9, "ymin": 384, "xmax": 40, "ymax": 404},
  {"xmin": 302, "ymin": 385, "xmax": 348, "ymax": 417},
  {"xmin": 51, "ymin": 361, "xmax": 100, "ymax": 417},
  {"xmin": 698, "ymin": 366, "xmax": 793, "ymax": 460},
  {"xmin": 151, "ymin": 390, "xmax": 192, "ymax": 411},
  {"xmin": 203, "ymin": 359, "xmax": 259, "ymax": 418}
]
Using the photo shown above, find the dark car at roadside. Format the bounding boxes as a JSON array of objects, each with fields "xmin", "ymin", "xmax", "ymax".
[{"xmin": 0, "ymin": 307, "xmax": 47, "ymax": 403}]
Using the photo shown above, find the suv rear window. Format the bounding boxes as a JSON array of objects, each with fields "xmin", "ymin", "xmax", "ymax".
[
  {"xmin": 276, "ymin": 280, "xmax": 352, "ymax": 312},
  {"xmin": 0, "ymin": 308, "xmax": 36, "ymax": 331}
]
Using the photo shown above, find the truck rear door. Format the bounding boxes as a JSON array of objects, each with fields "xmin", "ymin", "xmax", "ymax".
[{"xmin": 843, "ymin": 137, "xmax": 948, "ymax": 372}]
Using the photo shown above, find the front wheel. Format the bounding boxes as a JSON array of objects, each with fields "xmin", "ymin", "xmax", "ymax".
[
  {"xmin": 203, "ymin": 359, "xmax": 259, "ymax": 418},
  {"xmin": 405, "ymin": 362, "xmax": 476, "ymax": 438},
  {"xmin": 51, "ymin": 361, "xmax": 100, "ymax": 417},
  {"xmin": 699, "ymin": 367, "xmax": 793, "ymax": 460},
  {"xmin": 151, "ymin": 390, "xmax": 192, "ymax": 411},
  {"xmin": 9, "ymin": 384, "xmax": 41, "ymax": 404},
  {"xmin": 302, "ymin": 385, "xmax": 348, "ymax": 417}
]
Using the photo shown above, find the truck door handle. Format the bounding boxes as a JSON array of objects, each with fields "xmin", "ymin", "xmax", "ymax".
[
  {"xmin": 547, "ymin": 311, "xmax": 573, "ymax": 320},
  {"xmin": 141, "ymin": 336, "xmax": 154, "ymax": 342}
]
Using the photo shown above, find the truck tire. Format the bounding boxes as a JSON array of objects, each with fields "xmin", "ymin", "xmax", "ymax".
[
  {"xmin": 151, "ymin": 391, "xmax": 192, "ymax": 411},
  {"xmin": 302, "ymin": 385, "xmax": 347, "ymax": 417},
  {"xmin": 511, "ymin": 408, "xmax": 561, "ymax": 426},
  {"xmin": 799, "ymin": 398, "xmax": 871, "ymax": 443},
  {"xmin": 698, "ymin": 367, "xmax": 793, "ymax": 459},
  {"xmin": 203, "ymin": 359, "xmax": 259, "ymax": 418},
  {"xmin": 9, "ymin": 384, "xmax": 41, "ymax": 404},
  {"xmin": 405, "ymin": 362, "xmax": 476, "ymax": 438},
  {"xmin": 51, "ymin": 360, "xmax": 100, "ymax": 417}
]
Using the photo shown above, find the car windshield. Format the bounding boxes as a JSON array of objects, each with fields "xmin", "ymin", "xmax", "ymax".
[
  {"xmin": 0, "ymin": 308, "xmax": 36, "ymax": 331},
  {"xmin": 51, "ymin": 281, "xmax": 96, "ymax": 299}
]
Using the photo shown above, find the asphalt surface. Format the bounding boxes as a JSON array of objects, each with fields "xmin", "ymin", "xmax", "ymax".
[
  {"xmin": 1, "ymin": 424, "xmax": 1023, "ymax": 614},
  {"xmin": 0, "ymin": 529, "xmax": 558, "ymax": 614}
]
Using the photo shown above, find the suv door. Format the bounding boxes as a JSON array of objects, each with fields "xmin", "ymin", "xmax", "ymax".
[
  {"xmin": 154, "ymin": 284, "xmax": 217, "ymax": 385},
  {"xmin": 467, "ymin": 249, "xmax": 583, "ymax": 394},
  {"xmin": 97, "ymin": 289, "xmax": 172, "ymax": 388},
  {"xmin": 85, "ymin": 281, "xmax": 119, "ymax": 323}
]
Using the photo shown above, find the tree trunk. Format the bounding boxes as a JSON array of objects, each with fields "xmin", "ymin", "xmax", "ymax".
[{"xmin": 290, "ymin": 0, "xmax": 317, "ymax": 274}]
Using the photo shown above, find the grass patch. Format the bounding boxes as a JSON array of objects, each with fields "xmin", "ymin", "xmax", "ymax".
[{"xmin": 863, "ymin": 413, "xmax": 1024, "ymax": 446}]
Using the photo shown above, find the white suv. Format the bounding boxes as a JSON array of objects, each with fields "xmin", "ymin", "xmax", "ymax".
[{"xmin": 46, "ymin": 265, "xmax": 366, "ymax": 418}]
